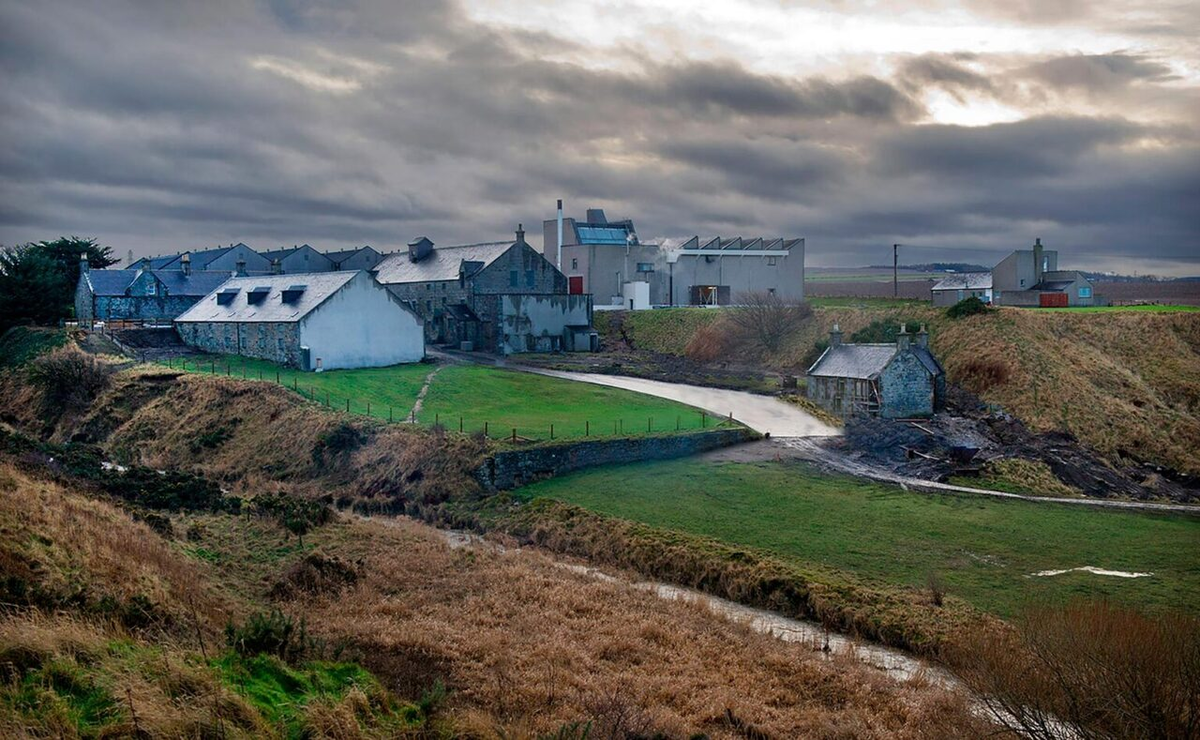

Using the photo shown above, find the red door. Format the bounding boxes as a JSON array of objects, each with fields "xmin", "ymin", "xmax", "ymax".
[
  {"xmin": 568, "ymin": 276, "xmax": 584, "ymax": 295},
  {"xmin": 1039, "ymin": 292, "xmax": 1068, "ymax": 307}
]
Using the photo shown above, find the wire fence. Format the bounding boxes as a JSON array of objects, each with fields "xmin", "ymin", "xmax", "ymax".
[{"xmin": 155, "ymin": 355, "xmax": 737, "ymax": 443}]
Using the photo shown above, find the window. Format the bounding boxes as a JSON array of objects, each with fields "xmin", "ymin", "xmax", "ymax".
[
  {"xmin": 636, "ymin": 262, "xmax": 654, "ymax": 273},
  {"xmin": 571, "ymin": 258, "xmax": 578, "ymax": 270},
  {"xmin": 145, "ymin": 282, "xmax": 157, "ymax": 296},
  {"xmin": 767, "ymin": 256, "xmax": 777, "ymax": 266},
  {"xmin": 509, "ymin": 270, "xmax": 518, "ymax": 287},
  {"xmin": 426, "ymin": 283, "xmax": 431, "ymax": 291},
  {"xmin": 1078, "ymin": 286, "xmax": 1092, "ymax": 298},
  {"xmin": 767, "ymin": 288, "xmax": 776, "ymax": 296},
  {"xmin": 1020, "ymin": 279, "xmax": 1026, "ymax": 287},
  {"xmin": 425, "ymin": 299, "xmax": 432, "ymax": 312},
  {"xmin": 525, "ymin": 269, "xmax": 534, "ymax": 288}
]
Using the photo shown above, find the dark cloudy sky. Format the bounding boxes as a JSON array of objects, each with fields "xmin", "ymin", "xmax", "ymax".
[{"xmin": 2, "ymin": 0, "xmax": 1197, "ymax": 273}]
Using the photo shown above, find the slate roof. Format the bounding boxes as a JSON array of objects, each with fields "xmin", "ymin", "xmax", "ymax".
[
  {"xmin": 139, "ymin": 243, "xmax": 254, "ymax": 270},
  {"xmin": 808, "ymin": 343, "xmax": 944, "ymax": 379},
  {"xmin": 808, "ymin": 344, "xmax": 897, "ymax": 379},
  {"xmin": 175, "ymin": 271, "xmax": 358, "ymax": 323},
  {"xmin": 373, "ymin": 241, "xmax": 515, "ymax": 284},
  {"xmin": 84, "ymin": 270, "xmax": 137, "ymax": 296},
  {"xmin": 324, "ymin": 246, "xmax": 377, "ymax": 262},
  {"xmin": 1031, "ymin": 280, "xmax": 1074, "ymax": 291},
  {"xmin": 154, "ymin": 270, "xmax": 232, "ymax": 297},
  {"xmin": 260, "ymin": 246, "xmax": 301, "ymax": 261},
  {"xmin": 931, "ymin": 272, "xmax": 992, "ymax": 291}
]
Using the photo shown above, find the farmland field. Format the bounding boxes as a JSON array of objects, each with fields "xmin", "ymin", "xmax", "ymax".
[
  {"xmin": 162, "ymin": 355, "xmax": 714, "ymax": 440},
  {"xmin": 514, "ymin": 458, "xmax": 1200, "ymax": 618}
]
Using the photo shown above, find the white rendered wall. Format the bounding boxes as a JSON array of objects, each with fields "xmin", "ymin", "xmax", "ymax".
[{"xmin": 300, "ymin": 272, "xmax": 424, "ymax": 369}]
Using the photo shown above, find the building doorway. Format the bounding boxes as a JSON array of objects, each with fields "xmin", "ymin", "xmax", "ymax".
[{"xmin": 568, "ymin": 275, "xmax": 584, "ymax": 295}]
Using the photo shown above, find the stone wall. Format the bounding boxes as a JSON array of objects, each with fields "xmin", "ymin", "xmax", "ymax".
[
  {"xmin": 477, "ymin": 427, "xmax": 754, "ymax": 490},
  {"xmin": 879, "ymin": 351, "xmax": 934, "ymax": 418},
  {"xmin": 176, "ymin": 321, "xmax": 302, "ymax": 366}
]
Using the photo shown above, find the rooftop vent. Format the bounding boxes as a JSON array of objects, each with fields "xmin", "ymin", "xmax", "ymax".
[
  {"xmin": 281, "ymin": 285, "xmax": 307, "ymax": 303},
  {"xmin": 247, "ymin": 286, "xmax": 271, "ymax": 304},
  {"xmin": 407, "ymin": 236, "xmax": 434, "ymax": 263},
  {"xmin": 216, "ymin": 287, "xmax": 240, "ymax": 305}
]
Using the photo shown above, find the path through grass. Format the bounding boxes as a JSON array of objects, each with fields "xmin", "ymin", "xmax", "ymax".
[{"xmin": 514, "ymin": 458, "xmax": 1200, "ymax": 618}]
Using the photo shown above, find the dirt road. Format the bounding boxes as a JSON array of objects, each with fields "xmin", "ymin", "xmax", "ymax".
[{"xmin": 524, "ymin": 368, "xmax": 840, "ymax": 438}]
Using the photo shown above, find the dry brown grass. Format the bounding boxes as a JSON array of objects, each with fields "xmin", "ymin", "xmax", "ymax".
[
  {"xmin": 298, "ymin": 516, "xmax": 989, "ymax": 739},
  {"xmin": 0, "ymin": 462, "xmax": 232, "ymax": 633}
]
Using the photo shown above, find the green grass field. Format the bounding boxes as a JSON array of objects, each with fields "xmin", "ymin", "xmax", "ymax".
[
  {"xmin": 162, "ymin": 355, "xmax": 715, "ymax": 440},
  {"xmin": 807, "ymin": 297, "xmax": 929, "ymax": 309},
  {"xmin": 514, "ymin": 458, "xmax": 1200, "ymax": 618},
  {"xmin": 1035, "ymin": 304, "xmax": 1200, "ymax": 313}
]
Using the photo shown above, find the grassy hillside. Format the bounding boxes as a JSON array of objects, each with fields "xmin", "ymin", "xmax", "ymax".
[
  {"xmin": 513, "ymin": 458, "xmax": 1200, "ymax": 619},
  {"xmin": 601, "ymin": 306, "xmax": 1200, "ymax": 474}
]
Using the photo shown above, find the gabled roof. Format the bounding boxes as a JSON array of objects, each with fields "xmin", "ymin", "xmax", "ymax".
[
  {"xmin": 175, "ymin": 271, "xmax": 359, "ymax": 323},
  {"xmin": 808, "ymin": 344, "xmax": 897, "ymax": 379},
  {"xmin": 260, "ymin": 246, "xmax": 302, "ymax": 261},
  {"xmin": 932, "ymin": 272, "xmax": 992, "ymax": 291},
  {"xmin": 84, "ymin": 270, "xmax": 138, "ymax": 296},
  {"xmin": 153, "ymin": 270, "xmax": 232, "ymax": 297},
  {"xmin": 373, "ymin": 241, "xmax": 516, "ymax": 284},
  {"xmin": 324, "ymin": 245, "xmax": 379, "ymax": 262}
]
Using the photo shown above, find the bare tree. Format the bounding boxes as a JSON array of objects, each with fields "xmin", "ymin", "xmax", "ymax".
[{"xmin": 726, "ymin": 291, "xmax": 813, "ymax": 354}]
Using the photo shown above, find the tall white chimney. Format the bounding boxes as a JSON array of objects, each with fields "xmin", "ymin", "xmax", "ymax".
[{"xmin": 556, "ymin": 198, "xmax": 563, "ymax": 271}]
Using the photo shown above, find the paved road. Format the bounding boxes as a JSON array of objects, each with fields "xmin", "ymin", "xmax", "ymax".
[{"xmin": 523, "ymin": 368, "xmax": 840, "ymax": 438}]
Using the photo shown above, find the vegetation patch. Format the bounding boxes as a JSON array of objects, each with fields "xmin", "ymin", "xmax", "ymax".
[
  {"xmin": 951, "ymin": 457, "xmax": 1084, "ymax": 498},
  {"xmin": 0, "ymin": 327, "xmax": 67, "ymax": 369}
]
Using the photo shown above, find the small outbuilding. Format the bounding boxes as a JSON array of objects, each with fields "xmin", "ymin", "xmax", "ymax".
[
  {"xmin": 806, "ymin": 324, "xmax": 945, "ymax": 418},
  {"xmin": 175, "ymin": 270, "xmax": 424, "ymax": 370}
]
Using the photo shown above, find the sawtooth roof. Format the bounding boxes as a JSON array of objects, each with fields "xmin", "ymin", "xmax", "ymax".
[
  {"xmin": 373, "ymin": 241, "xmax": 515, "ymax": 284},
  {"xmin": 175, "ymin": 271, "xmax": 358, "ymax": 323},
  {"xmin": 931, "ymin": 272, "xmax": 992, "ymax": 291}
]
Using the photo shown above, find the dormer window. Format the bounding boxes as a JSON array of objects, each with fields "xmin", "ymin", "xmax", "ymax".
[
  {"xmin": 281, "ymin": 285, "xmax": 307, "ymax": 303},
  {"xmin": 247, "ymin": 286, "xmax": 270, "ymax": 305},
  {"xmin": 216, "ymin": 287, "xmax": 240, "ymax": 305},
  {"xmin": 145, "ymin": 282, "xmax": 157, "ymax": 296}
]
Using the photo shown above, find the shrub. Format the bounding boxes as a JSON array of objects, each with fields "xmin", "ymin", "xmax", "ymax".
[
  {"xmin": 955, "ymin": 357, "xmax": 1012, "ymax": 394},
  {"xmin": 726, "ymin": 292, "xmax": 813, "ymax": 354},
  {"xmin": 848, "ymin": 318, "xmax": 925, "ymax": 344},
  {"xmin": 25, "ymin": 346, "xmax": 112, "ymax": 411},
  {"xmin": 225, "ymin": 609, "xmax": 317, "ymax": 663},
  {"xmin": 254, "ymin": 492, "xmax": 333, "ymax": 547},
  {"xmin": 684, "ymin": 320, "xmax": 740, "ymax": 363},
  {"xmin": 312, "ymin": 422, "xmax": 366, "ymax": 467},
  {"xmin": 946, "ymin": 296, "xmax": 989, "ymax": 319},
  {"xmin": 951, "ymin": 601, "xmax": 1200, "ymax": 740}
]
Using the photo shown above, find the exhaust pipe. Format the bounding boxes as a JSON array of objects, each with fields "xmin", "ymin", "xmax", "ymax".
[{"xmin": 556, "ymin": 198, "xmax": 563, "ymax": 271}]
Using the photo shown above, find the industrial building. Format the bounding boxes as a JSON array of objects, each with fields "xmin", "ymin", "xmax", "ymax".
[
  {"xmin": 130, "ymin": 243, "xmax": 271, "ymax": 274},
  {"xmin": 324, "ymin": 246, "xmax": 383, "ymax": 272},
  {"xmin": 806, "ymin": 324, "xmax": 945, "ymax": 419},
  {"xmin": 260, "ymin": 245, "xmax": 334, "ymax": 274},
  {"xmin": 175, "ymin": 271, "xmax": 424, "ymax": 370},
  {"xmin": 542, "ymin": 204, "xmax": 805, "ymax": 307},
  {"xmin": 75, "ymin": 254, "xmax": 231, "ymax": 326},
  {"xmin": 374, "ymin": 226, "xmax": 596, "ymax": 354}
]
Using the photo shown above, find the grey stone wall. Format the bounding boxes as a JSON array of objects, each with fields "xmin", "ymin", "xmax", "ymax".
[
  {"xmin": 477, "ymin": 427, "xmax": 755, "ymax": 490},
  {"xmin": 879, "ymin": 351, "xmax": 934, "ymax": 418},
  {"xmin": 176, "ymin": 321, "xmax": 302, "ymax": 366}
]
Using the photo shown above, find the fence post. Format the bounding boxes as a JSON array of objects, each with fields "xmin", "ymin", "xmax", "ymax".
[
  {"xmin": 676, "ymin": 416, "xmax": 680, "ymax": 431},
  {"xmin": 585, "ymin": 420, "xmax": 589, "ymax": 437},
  {"xmin": 648, "ymin": 417, "xmax": 652, "ymax": 433},
  {"xmin": 619, "ymin": 419, "xmax": 623, "ymax": 435},
  {"xmin": 702, "ymin": 412, "xmax": 706, "ymax": 428},
  {"xmin": 211, "ymin": 361, "xmax": 215, "ymax": 374},
  {"xmin": 276, "ymin": 370, "xmax": 280, "ymax": 384},
  {"xmin": 389, "ymin": 407, "xmax": 393, "ymax": 422},
  {"xmin": 346, "ymin": 398, "xmax": 350, "ymax": 412},
  {"xmin": 367, "ymin": 401, "xmax": 371, "ymax": 415},
  {"xmin": 459, "ymin": 416, "xmax": 463, "ymax": 433},
  {"xmin": 512, "ymin": 428, "xmax": 516, "ymax": 442},
  {"xmin": 550, "ymin": 423, "xmax": 554, "ymax": 440},
  {"xmin": 484, "ymin": 421, "xmax": 489, "ymax": 437},
  {"xmin": 435, "ymin": 413, "xmax": 439, "ymax": 427}
]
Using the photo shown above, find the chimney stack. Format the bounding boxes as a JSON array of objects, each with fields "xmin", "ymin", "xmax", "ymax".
[
  {"xmin": 181, "ymin": 252, "xmax": 192, "ymax": 276},
  {"xmin": 516, "ymin": 223, "xmax": 525, "ymax": 244},
  {"xmin": 235, "ymin": 258, "xmax": 247, "ymax": 277},
  {"xmin": 126, "ymin": 249, "xmax": 134, "ymax": 268},
  {"xmin": 271, "ymin": 258, "xmax": 282, "ymax": 275},
  {"xmin": 829, "ymin": 323, "xmax": 843, "ymax": 347},
  {"xmin": 79, "ymin": 252, "xmax": 89, "ymax": 275},
  {"xmin": 916, "ymin": 324, "xmax": 929, "ymax": 349},
  {"xmin": 1033, "ymin": 237, "xmax": 1044, "ymax": 285},
  {"xmin": 556, "ymin": 198, "xmax": 564, "ymax": 271},
  {"xmin": 896, "ymin": 324, "xmax": 911, "ymax": 351}
]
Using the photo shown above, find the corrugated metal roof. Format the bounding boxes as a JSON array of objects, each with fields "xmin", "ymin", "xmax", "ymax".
[
  {"xmin": 155, "ymin": 270, "xmax": 232, "ymax": 297},
  {"xmin": 175, "ymin": 271, "xmax": 358, "ymax": 323},
  {"xmin": 931, "ymin": 272, "xmax": 992, "ymax": 291},
  {"xmin": 85, "ymin": 270, "xmax": 137, "ymax": 296},
  {"xmin": 373, "ymin": 241, "xmax": 514, "ymax": 284},
  {"xmin": 808, "ymin": 344, "xmax": 896, "ymax": 379}
]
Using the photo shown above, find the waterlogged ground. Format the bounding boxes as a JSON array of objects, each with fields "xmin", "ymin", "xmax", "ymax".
[{"xmin": 514, "ymin": 458, "xmax": 1200, "ymax": 618}]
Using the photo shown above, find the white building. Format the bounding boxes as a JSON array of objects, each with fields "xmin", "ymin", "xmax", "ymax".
[{"xmin": 175, "ymin": 270, "xmax": 424, "ymax": 370}]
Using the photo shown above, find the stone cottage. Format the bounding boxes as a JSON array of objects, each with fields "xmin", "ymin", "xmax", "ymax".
[
  {"xmin": 806, "ymin": 324, "xmax": 946, "ymax": 418},
  {"xmin": 174, "ymin": 270, "xmax": 424, "ymax": 370},
  {"xmin": 374, "ymin": 226, "xmax": 596, "ymax": 354},
  {"xmin": 75, "ymin": 255, "xmax": 232, "ymax": 325}
]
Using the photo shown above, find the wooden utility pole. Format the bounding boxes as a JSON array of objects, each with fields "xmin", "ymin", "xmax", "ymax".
[{"xmin": 893, "ymin": 244, "xmax": 900, "ymax": 297}]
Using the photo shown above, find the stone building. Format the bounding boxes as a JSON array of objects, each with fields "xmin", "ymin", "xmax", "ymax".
[
  {"xmin": 542, "ymin": 205, "xmax": 804, "ymax": 307},
  {"xmin": 806, "ymin": 324, "xmax": 945, "ymax": 419},
  {"xmin": 175, "ymin": 270, "xmax": 424, "ymax": 370},
  {"xmin": 325, "ymin": 246, "xmax": 384, "ymax": 272},
  {"xmin": 375, "ymin": 227, "xmax": 595, "ymax": 354},
  {"xmin": 130, "ymin": 243, "xmax": 271, "ymax": 274},
  {"xmin": 260, "ymin": 245, "xmax": 334, "ymax": 274},
  {"xmin": 75, "ymin": 256, "xmax": 231, "ymax": 325}
]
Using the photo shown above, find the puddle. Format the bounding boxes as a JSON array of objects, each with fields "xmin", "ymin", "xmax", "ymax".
[{"xmin": 1027, "ymin": 566, "xmax": 1154, "ymax": 579}]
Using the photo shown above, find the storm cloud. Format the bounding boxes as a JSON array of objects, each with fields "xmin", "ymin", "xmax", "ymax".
[{"xmin": 0, "ymin": 0, "xmax": 1196, "ymax": 273}]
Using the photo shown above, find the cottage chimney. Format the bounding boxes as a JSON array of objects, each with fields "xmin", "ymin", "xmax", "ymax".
[
  {"xmin": 515, "ymin": 223, "xmax": 526, "ymax": 244},
  {"xmin": 896, "ymin": 324, "xmax": 911, "ymax": 351},
  {"xmin": 916, "ymin": 323, "xmax": 929, "ymax": 349},
  {"xmin": 829, "ymin": 323, "xmax": 843, "ymax": 347},
  {"xmin": 181, "ymin": 252, "xmax": 192, "ymax": 276},
  {"xmin": 1033, "ymin": 237, "xmax": 1044, "ymax": 285},
  {"xmin": 235, "ymin": 258, "xmax": 247, "ymax": 277},
  {"xmin": 79, "ymin": 252, "xmax": 89, "ymax": 275},
  {"xmin": 126, "ymin": 249, "xmax": 133, "ymax": 268}
]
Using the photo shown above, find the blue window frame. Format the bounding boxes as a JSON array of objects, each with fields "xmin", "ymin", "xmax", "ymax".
[{"xmin": 1078, "ymin": 286, "xmax": 1092, "ymax": 298}]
